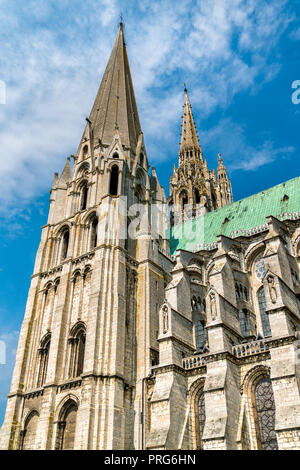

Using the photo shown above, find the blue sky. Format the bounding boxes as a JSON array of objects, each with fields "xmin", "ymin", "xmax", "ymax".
[{"xmin": 0, "ymin": 0, "xmax": 299, "ymax": 426}]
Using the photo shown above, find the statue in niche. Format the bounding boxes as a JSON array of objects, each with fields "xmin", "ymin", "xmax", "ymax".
[
  {"xmin": 210, "ymin": 293, "xmax": 217, "ymax": 321},
  {"xmin": 267, "ymin": 276, "xmax": 277, "ymax": 303},
  {"xmin": 162, "ymin": 305, "xmax": 169, "ymax": 334}
]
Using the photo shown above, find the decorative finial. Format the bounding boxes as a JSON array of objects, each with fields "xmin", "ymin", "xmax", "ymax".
[
  {"xmin": 120, "ymin": 13, "xmax": 123, "ymax": 26},
  {"xmin": 184, "ymin": 82, "xmax": 187, "ymax": 92}
]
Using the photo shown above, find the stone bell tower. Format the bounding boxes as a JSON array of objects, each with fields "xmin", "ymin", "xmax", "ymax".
[
  {"xmin": 0, "ymin": 22, "xmax": 168, "ymax": 450},
  {"xmin": 169, "ymin": 87, "xmax": 233, "ymax": 222}
]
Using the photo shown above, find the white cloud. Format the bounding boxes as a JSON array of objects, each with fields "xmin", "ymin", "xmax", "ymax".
[{"xmin": 0, "ymin": 0, "xmax": 295, "ymax": 216}]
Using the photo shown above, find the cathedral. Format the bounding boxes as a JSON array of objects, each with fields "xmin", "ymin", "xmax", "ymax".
[{"xmin": 1, "ymin": 23, "xmax": 300, "ymax": 451}]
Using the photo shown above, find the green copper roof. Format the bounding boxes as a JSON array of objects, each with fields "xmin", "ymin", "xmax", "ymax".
[{"xmin": 170, "ymin": 176, "xmax": 300, "ymax": 254}]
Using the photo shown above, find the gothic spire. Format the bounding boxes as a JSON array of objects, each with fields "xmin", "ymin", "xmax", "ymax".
[
  {"xmin": 84, "ymin": 23, "xmax": 142, "ymax": 152},
  {"xmin": 180, "ymin": 87, "xmax": 201, "ymax": 152}
]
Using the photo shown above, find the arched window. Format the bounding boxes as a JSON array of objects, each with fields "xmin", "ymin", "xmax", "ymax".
[
  {"xmin": 254, "ymin": 377, "xmax": 278, "ymax": 450},
  {"xmin": 180, "ymin": 190, "xmax": 188, "ymax": 210},
  {"xmin": 239, "ymin": 309, "xmax": 251, "ymax": 338},
  {"xmin": 56, "ymin": 400, "xmax": 78, "ymax": 450},
  {"xmin": 194, "ymin": 320, "xmax": 207, "ymax": 352},
  {"xmin": 139, "ymin": 153, "xmax": 144, "ymax": 166},
  {"xmin": 91, "ymin": 217, "xmax": 98, "ymax": 249},
  {"xmin": 21, "ymin": 411, "xmax": 39, "ymax": 450},
  {"xmin": 194, "ymin": 189, "xmax": 200, "ymax": 205},
  {"xmin": 37, "ymin": 334, "xmax": 51, "ymax": 388},
  {"xmin": 80, "ymin": 182, "xmax": 88, "ymax": 211},
  {"xmin": 134, "ymin": 184, "xmax": 144, "ymax": 204},
  {"xmin": 109, "ymin": 165, "xmax": 119, "ymax": 196},
  {"xmin": 77, "ymin": 162, "xmax": 90, "ymax": 178},
  {"xmin": 113, "ymin": 152, "xmax": 119, "ymax": 159},
  {"xmin": 258, "ymin": 287, "xmax": 271, "ymax": 337},
  {"xmin": 61, "ymin": 229, "xmax": 69, "ymax": 260},
  {"xmin": 82, "ymin": 145, "xmax": 88, "ymax": 158},
  {"xmin": 191, "ymin": 386, "xmax": 206, "ymax": 450},
  {"xmin": 68, "ymin": 323, "xmax": 86, "ymax": 379}
]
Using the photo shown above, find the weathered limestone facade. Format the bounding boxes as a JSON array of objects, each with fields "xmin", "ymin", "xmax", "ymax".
[{"xmin": 1, "ymin": 24, "xmax": 300, "ymax": 450}]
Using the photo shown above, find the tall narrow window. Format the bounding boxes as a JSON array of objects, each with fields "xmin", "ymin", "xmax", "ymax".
[
  {"xmin": 80, "ymin": 182, "xmax": 88, "ymax": 211},
  {"xmin": 68, "ymin": 324, "xmax": 86, "ymax": 379},
  {"xmin": 254, "ymin": 377, "xmax": 278, "ymax": 450},
  {"xmin": 76, "ymin": 330, "xmax": 85, "ymax": 377},
  {"xmin": 37, "ymin": 335, "xmax": 51, "ymax": 388},
  {"xmin": 91, "ymin": 217, "xmax": 98, "ymax": 249},
  {"xmin": 61, "ymin": 229, "xmax": 69, "ymax": 260},
  {"xmin": 195, "ymin": 321, "xmax": 207, "ymax": 352},
  {"xmin": 82, "ymin": 145, "xmax": 88, "ymax": 158},
  {"xmin": 198, "ymin": 392, "xmax": 206, "ymax": 449},
  {"xmin": 180, "ymin": 190, "xmax": 188, "ymax": 210},
  {"xmin": 194, "ymin": 189, "xmax": 200, "ymax": 204},
  {"xmin": 239, "ymin": 309, "xmax": 251, "ymax": 338},
  {"xmin": 258, "ymin": 287, "xmax": 271, "ymax": 337},
  {"xmin": 193, "ymin": 389, "xmax": 206, "ymax": 450},
  {"xmin": 109, "ymin": 165, "xmax": 119, "ymax": 196}
]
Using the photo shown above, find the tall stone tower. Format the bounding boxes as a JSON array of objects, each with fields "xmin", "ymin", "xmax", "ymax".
[
  {"xmin": 0, "ymin": 23, "xmax": 168, "ymax": 450},
  {"xmin": 169, "ymin": 88, "xmax": 233, "ymax": 222}
]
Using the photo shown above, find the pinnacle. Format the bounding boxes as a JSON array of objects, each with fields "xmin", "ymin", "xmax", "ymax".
[{"xmin": 180, "ymin": 88, "xmax": 201, "ymax": 152}]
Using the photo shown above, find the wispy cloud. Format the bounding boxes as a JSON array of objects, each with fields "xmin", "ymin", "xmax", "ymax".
[
  {"xmin": 0, "ymin": 0, "xmax": 296, "ymax": 216},
  {"xmin": 289, "ymin": 26, "xmax": 300, "ymax": 40},
  {"xmin": 201, "ymin": 118, "xmax": 295, "ymax": 171}
]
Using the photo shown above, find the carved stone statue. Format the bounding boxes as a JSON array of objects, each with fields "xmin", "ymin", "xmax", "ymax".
[
  {"xmin": 268, "ymin": 276, "xmax": 277, "ymax": 303},
  {"xmin": 162, "ymin": 305, "xmax": 169, "ymax": 334},
  {"xmin": 210, "ymin": 293, "xmax": 217, "ymax": 321}
]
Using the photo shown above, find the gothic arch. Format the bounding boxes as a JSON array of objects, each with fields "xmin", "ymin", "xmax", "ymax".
[
  {"xmin": 68, "ymin": 321, "xmax": 86, "ymax": 379},
  {"xmin": 69, "ymin": 321, "xmax": 86, "ymax": 337},
  {"xmin": 241, "ymin": 365, "xmax": 270, "ymax": 395},
  {"xmin": 54, "ymin": 393, "xmax": 80, "ymax": 422},
  {"xmin": 53, "ymin": 221, "xmax": 72, "ymax": 239},
  {"xmin": 179, "ymin": 189, "xmax": 188, "ymax": 210},
  {"xmin": 81, "ymin": 210, "xmax": 99, "ymax": 252},
  {"xmin": 43, "ymin": 280, "xmax": 53, "ymax": 293},
  {"xmin": 55, "ymin": 396, "xmax": 79, "ymax": 450},
  {"xmin": 21, "ymin": 410, "xmax": 40, "ymax": 450},
  {"xmin": 77, "ymin": 180, "xmax": 89, "ymax": 211},
  {"xmin": 71, "ymin": 269, "xmax": 82, "ymax": 282},
  {"xmin": 81, "ymin": 144, "xmax": 89, "ymax": 160},
  {"xmin": 52, "ymin": 225, "xmax": 71, "ymax": 264},
  {"xmin": 83, "ymin": 265, "xmax": 92, "ymax": 277},
  {"xmin": 205, "ymin": 259, "xmax": 215, "ymax": 281},
  {"xmin": 291, "ymin": 228, "xmax": 300, "ymax": 256},
  {"xmin": 187, "ymin": 378, "xmax": 206, "ymax": 450},
  {"xmin": 108, "ymin": 164, "xmax": 120, "ymax": 196},
  {"xmin": 135, "ymin": 168, "xmax": 146, "ymax": 186},
  {"xmin": 36, "ymin": 332, "xmax": 51, "ymax": 388},
  {"xmin": 244, "ymin": 242, "xmax": 265, "ymax": 272},
  {"xmin": 39, "ymin": 331, "xmax": 51, "ymax": 348},
  {"xmin": 76, "ymin": 162, "xmax": 90, "ymax": 179},
  {"xmin": 134, "ymin": 183, "xmax": 145, "ymax": 203},
  {"xmin": 239, "ymin": 365, "xmax": 277, "ymax": 450}
]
